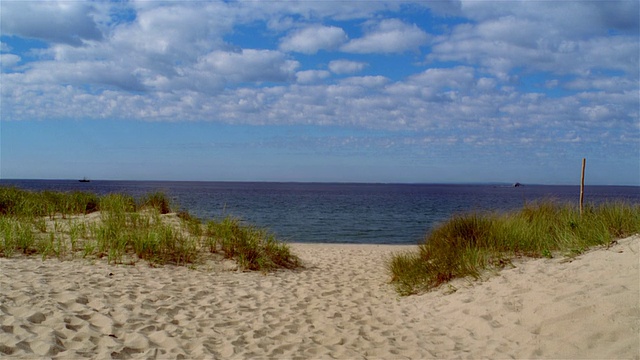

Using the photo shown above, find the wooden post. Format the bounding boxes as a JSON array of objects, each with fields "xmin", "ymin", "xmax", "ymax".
[{"xmin": 580, "ymin": 158, "xmax": 586, "ymax": 216}]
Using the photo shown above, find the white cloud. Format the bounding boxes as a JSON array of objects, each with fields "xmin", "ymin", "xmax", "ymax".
[
  {"xmin": 458, "ymin": 0, "xmax": 638, "ymax": 36},
  {"xmin": 339, "ymin": 76, "xmax": 389, "ymax": 88},
  {"xmin": 430, "ymin": 25, "xmax": 639, "ymax": 81},
  {"xmin": 0, "ymin": 1, "xmax": 103, "ymax": 46},
  {"xmin": 408, "ymin": 67, "xmax": 476, "ymax": 91},
  {"xmin": 341, "ymin": 19, "xmax": 429, "ymax": 53},
  {"xmin": 279, "ymin": 26, "xmax": 347, "ymax": 54},
  {"xmin": 565, "ymin": 76, "xmax": 638, "ymax": 92},
  {"xmin": 328, "ymin": 60, "xmax": 367, "ymax": 74},
  {"xmin": 545, "ymin": 80, "xmax": 559, "ymax": 89},
  {"xmin": 296, "ymin": 70, "xmax": 331, "ymax": 84},
  {"xmin": 2, "ymin": 56, "xmax": 145, "ymax": 92},
  {"xmin": 107, "ymin": 2, "xmax": 234, "ymax": 66},
  {"xmin": 477, "ymin": 77, "xmax": 497, "ymax": 90},
  {"xmin": 238, "ymin": 1, "xmax": 408, "ymax": 22},
  {"xmin": 4, "ymin": 64, "xmax": 637, "ymax": 159},
  {"xmin": 0, "ymin": 54, "xmax": 21, "ymax": 68},
  {"xmin": 428, "ymin": 0, "xmax": 639, "ymax": 79},
  {"xmin": 1, "ymin": 0, "xmax": 637, "ymax": 163},
  {"xmin": 197, "ymin": 49, "xmax": 299, "ymax": 83},
  {"xmin": 580, "ymin": 104, "xmax": 613, "ymax": 121}
]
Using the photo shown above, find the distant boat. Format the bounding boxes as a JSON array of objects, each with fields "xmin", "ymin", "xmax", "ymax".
[
  {"xmin": 79, "ymin": 178, "xmax": 91, "ymax": 183},
  {"xmin": 513, "ymin": 182, "xmax": 522, "ymax": 187}
]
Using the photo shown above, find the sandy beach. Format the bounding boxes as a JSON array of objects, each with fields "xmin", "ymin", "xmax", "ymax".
[{"xmin": 1, "ymin": 235, "xmax": 638, "ymax": 359}]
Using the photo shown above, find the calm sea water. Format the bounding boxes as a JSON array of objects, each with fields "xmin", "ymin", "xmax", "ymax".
[{"xmin": 1, "ymin": 180, "xmax": 638, "ymax": 245}]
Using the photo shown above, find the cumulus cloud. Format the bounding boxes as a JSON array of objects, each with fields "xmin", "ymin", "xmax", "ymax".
[
  {"xmin": 296, "ymin": 70, "xmax": 331, "ymax": 84},
  {"xmin": 279, "ymin": 26, "xmax": 347, "ymax": 54},
  {"xmin": 328, "ymin": 60, "xmax": 367, "ymax": 74},
  {"xmin": 341, "ymin": 19, "xmax": 429, "ymax": 53},
  {"xmin": 241, "ymin": 1, "xmax": 407, "ymax": 23},
  {"xmin": 197, "ymin": 49, "xmax": 299, "ymax": 83},
  {"xmin": 428, "ymin": 0, "xmax": 639, "ymax": 79},
  {"xmin": 460, "ymin": 0, "xmax": 638, "ymax": 36},
  {"xmin": 565, "ymin": 76, "xmax": 638, "ymax": 92},
  {"xmin": 1, "ymin": 0, "xmax": 637, "ymax": 166},
  {"xmin": 0, "ymin": 54, "xmax": 21, "ymax": 68},
  {"xmin": 409, "ymin": 67, "xmax": 475, "ymax": 89},
  {"xmin": 0, "ymin": 1, "xmax": 103, "ymax": 46},
  {"xmin": 477, "ymin": 77, "xmax": 497, "ymax": 90},
  {"xmin": 339, "ymin": 76, "xmax": 389, "ymax": 88},
  {"xmin": 105, "ymin": 1, "xmax": 235, "ymax": 70}
]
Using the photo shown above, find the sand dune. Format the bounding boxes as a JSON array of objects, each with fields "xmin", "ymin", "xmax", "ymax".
[{"xmin": 1, "ymin": 235, "xmax": 638, "ymax": 359}]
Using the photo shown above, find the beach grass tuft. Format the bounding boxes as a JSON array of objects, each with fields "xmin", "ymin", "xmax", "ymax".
[
  {"xmin": 139, "ymin": 191, "xmax": 173, "ymax": 214},
  {"xmin": 0, "ymin": 187, "xmax": 300, "ymax": 272},
  {"xmin": 0, "ymin": 186, "xmax": 100, "ymax": 219},
  {"xmin": 389, "ymin": 200, "xmax": 640, "ymax": 295},
  {"xmin": 205, "ymin": 216, "xmax": 301, "ymax": 271}
]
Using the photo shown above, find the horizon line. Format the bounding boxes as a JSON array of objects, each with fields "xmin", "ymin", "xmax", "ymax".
[{"xmin": 1, "ymin": 178, "xmax": 638, "ymax": 187}]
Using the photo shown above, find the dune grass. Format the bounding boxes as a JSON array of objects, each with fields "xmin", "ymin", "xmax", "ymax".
[
  {"xmin": 206, "ymin": 216, "xmax": 301, "ymax": 271},
  {"xmin": 0, "ymin": 187, "xmax": 300, "ymax": 272},
  {"xmin": 0, "ymin": 186, "xmax": 100, "ymax": 218},
  {"xmin": 389, "ymin": 201, "xmax": 640, "ymax": 296}
]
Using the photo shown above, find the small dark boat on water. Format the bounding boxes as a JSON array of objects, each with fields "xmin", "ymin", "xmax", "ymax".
[{"xmin": 79, "ymin": 177, "xmax": 90, "ymax": 183}]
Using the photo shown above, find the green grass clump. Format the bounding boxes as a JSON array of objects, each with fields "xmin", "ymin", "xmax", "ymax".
[
  {"xmin": 389, "ymin": 201, "xmax": 640, "ymax": 295},
  {"xmin": 0, "ymin": 187, "xmax": 300, "ymax": 272},
  {"xmin": 139, "ymin": 191, "xmax": 173, "ymax": 214},
  {"xmin": 205, "ymin": 217, "xmax": 301, "ymax": 272},
  {"xmin": 0, "ymin": 217, "xmax": 37, "ymax": 257},
  {"xmin": 0, "ymin": 187, "xmax": 100, "ymax": 218},
  {"xmin": 0, "ymin": 187, "xmax": 172, "ymax": 218}
]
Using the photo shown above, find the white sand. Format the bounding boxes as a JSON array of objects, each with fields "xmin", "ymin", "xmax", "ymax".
[{"xmin": 1, "ymin": 235, "xmax": 638, "ymax": 359}]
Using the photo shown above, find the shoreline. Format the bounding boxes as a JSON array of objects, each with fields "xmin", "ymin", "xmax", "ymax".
[{"xmin": 1, "ymin": 235, "xmax": 638, "ymax": 359}]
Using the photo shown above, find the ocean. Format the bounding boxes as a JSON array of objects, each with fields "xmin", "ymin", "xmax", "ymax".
[{"xmin": 1, "ymin": 180, "xmax": 638, "ymax": 245}]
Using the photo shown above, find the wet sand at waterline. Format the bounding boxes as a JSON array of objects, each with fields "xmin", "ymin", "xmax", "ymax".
[{"xmin": 1, "ymin": 235, "xmax": 638, "ymax": 359}]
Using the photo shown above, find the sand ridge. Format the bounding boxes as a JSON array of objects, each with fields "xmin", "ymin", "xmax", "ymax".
[{"xmin": 1, "ymin": 236, "xmax": 639, "ymax": 359}]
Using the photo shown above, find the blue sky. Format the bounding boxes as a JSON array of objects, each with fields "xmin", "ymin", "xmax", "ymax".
[{"xmin": 1, "ymin": 1, "xmax": 638, "ymax": 185}]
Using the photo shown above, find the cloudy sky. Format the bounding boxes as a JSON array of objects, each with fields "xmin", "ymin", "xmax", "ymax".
[{"xmin": 1, "ymin": 1, "xmax": 638, "ymax": 185}]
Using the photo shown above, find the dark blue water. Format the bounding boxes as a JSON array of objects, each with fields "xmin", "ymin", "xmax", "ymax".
[{"xmin": 1, "ymin": 180, "xmax": 638, "ymax": 244}]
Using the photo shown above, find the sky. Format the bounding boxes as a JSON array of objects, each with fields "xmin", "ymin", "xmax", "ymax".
[{"xmin": 1, "ymin": 0, "xmax": 638, "ymax": 185}]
